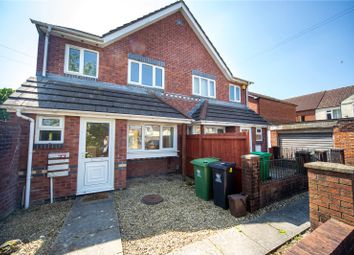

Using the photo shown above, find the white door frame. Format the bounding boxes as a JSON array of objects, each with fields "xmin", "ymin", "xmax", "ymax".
[
  {"xmin": 241, "ymin": 127, "xmax": 253, "ymax": 152},
  {"xmin": 77, "ymin": 118, "xmax": 115, "ymax": 195}
]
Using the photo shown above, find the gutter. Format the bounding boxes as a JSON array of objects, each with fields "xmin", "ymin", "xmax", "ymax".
[
  {"xmin": 16, "ymin": 110, "xmax": 35, "ymax": 209},
  {"xmin": 42, "ymin": 25, "xmax": 52, "ymax": 77}
]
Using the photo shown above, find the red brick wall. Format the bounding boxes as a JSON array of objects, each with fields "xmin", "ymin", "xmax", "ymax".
[
  {"xmin": 37, "ymin": 12, "xmax": 247, "ymax": 103},
  {"xmin": 258, "ymin": 98, "xmax": 296, "ymax": 125},
  {"xmin": 115, "ymin": 119, "xmax": 127, "ymax": 189},
  {"xmin": 159, "ymin": 96, "xmax": 199, "ymax": 117},
  {"xmin": 127, "ymin": 157, "xmax": 179, "ymax": 178},
  {"xmin": 0, "ymin": 115, "xmax": 21, "ymax": 219},
  {"xmin": 334, "ymin": 121, "xmax": 354, "ymax": 166},
  {"xmin": 270, "ymin": 130, "xmax": 278, "ymax": 147},
  {"xmin": 296, "ymin": 110, "xmax": 316, "ymax": 122},
  {"xmin": 248, "ymin": 97, "xmax": 259, "ymax": 113},
  {"xmin": 307, "ymin": 163, "xmax": 354, "ymax": 229}
]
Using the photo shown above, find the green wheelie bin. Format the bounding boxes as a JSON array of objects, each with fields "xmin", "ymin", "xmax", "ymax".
[
  {"xmin": 250, "ymin": 152, "xmax": 272, "ymax": 181},
  {"xmin": 190, "ymin": 157, "xmax": 219, "ymax": 200}
]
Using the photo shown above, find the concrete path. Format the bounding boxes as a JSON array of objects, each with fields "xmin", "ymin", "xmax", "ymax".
[
  {"xmin": 51, "ymin": 192, "xmax": 123, "ymax": 255},
  {"xmin": 169, "ymin": 195, "xmax": 310, "ymax": 255}
]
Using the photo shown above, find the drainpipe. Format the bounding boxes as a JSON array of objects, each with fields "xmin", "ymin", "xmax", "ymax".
[
  {"xmin": 42, "ymin": 25, "xmax": 52, "ymax": 77},
  {"xmin": 16, "ymin": 110, "xmax": 35, "ymax": 209}
]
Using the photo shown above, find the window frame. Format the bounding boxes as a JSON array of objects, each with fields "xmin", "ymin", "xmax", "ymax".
[
  {"xmin": 35, "ymin": 116, "xmax": 65, "ymax": 144},
  {"xmin": 326, "ymin": 108, "xmax": 341, "ymax": 120},
  {"xmin": 64, "ymin": 44, "xmax": 99, "ymax": 78},
  {"xmin": 256, "ymin": 127, "xmax": 263, "ymax": 142},
  {"xmin": 192, "ymin": 75, "xmax": 216, "ymax": 98},
  {"xmin": 229, "ymin": 84, "xmax": 241, "ymax": 103},
  {"xmin": 127, "ymin": 122, "xmax": 177, "ymax": 158},
  {"xmin": 127, "ymin": 59, "xmax": 165, "ymax": 89},
  {"xmin": 204, "ymin": 126, "xmax": 225, "ymax": 134}
]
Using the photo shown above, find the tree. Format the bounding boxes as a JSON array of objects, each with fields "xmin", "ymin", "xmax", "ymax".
[{"xmin": 0, "ymin": 88, "xmax": 14, "ymax": 120}]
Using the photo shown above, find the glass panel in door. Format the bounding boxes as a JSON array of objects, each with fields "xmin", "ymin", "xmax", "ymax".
[{"xmin": 85, "ymin": 122, "xmax": 110, "ymax": 158}]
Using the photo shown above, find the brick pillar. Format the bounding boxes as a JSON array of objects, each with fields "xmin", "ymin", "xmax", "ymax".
[
  {"xmin": 305, "ymin": 162, "xmax": 354, "ymax": 229},
  {"xmin": 115, "ymin": 119, "xmax": 127, "ymax": 190},
  {"xmin": 242, "ymin": 154, "xmax": 261, "ymax": 212}
]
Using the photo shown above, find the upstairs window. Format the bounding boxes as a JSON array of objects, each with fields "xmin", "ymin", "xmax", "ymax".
[
  {"xmin": 192, "ymin": 75, "xmax": 216, "ymax": 98},
  {"xmin": 64, "ymin": 45, "xmax": 99, "ymax": 78},
  {"xmin": 326, "ymin": 108, "xmax": 341, "ymax": 120},
  {"xmin": 35, "ymin": 116, "xmax": 64, "ymax": 144},
  {"xmin": 128, "ymin": 60, "xmax": 164, "ymax": 88},
  {"xmin": 229, "ymin": 84, "xmax": 241, "ymax": 102}
]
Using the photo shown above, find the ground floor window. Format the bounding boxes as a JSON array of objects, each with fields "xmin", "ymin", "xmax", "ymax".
[
  {"xmin": 35, "ymin": 116, "xmax": 64, "ymax": 144},
  {"xmin": 204, "ymin": 126, "xmax": 225, "ymax": 134},
  {"xmin": 127, "ymin": 122, "xmax": 177, "ymax": 159}
]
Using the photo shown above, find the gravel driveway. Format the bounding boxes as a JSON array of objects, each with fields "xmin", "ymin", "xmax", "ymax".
[
  {"xmin": 0, "ymin": 200, "xmax": 73, "ymax": 255},
  {"xmin": 115, "ymin": 174, "xmax": 307, "ymax": 255}
]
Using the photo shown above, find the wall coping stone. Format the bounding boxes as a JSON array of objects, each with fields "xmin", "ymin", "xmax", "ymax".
[
  {"xmin": 305, "ymin": 161, "xmax": 354, "ymax": 175},
  {"xmin": 241, "ymin": 154, "xmax": 260, "ymax": 160}
]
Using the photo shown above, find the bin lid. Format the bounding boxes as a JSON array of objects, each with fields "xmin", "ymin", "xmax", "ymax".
[
  {"xmin": 190, "ymin": 157, "xmax": 219, "ymax": 167},
  {"xmin": 250, "ymin": 152, "xmax": 272, "ymax": 157},
  {"xmin": 208, "ymin": 161, "xmax": 236, "ymax": 170}
]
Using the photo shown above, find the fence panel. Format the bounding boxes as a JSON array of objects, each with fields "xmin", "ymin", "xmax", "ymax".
[{"xmin": 186, "ymin": 133, "xmax": 248, "ymax": 177}]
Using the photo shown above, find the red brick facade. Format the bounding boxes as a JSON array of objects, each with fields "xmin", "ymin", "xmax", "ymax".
[
  {"xmin": 37, "ymin": 12, "xmax": 247, "ymax": 103},
  {"xmin": 296, "ymin": 110, "xmax": 316, "ymax": 122},
  {"xmin": 248, "ymin": 96, "xmax": 296, "ymax": 125}
]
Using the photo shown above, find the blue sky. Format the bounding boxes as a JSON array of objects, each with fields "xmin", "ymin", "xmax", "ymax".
[{"xmin": 0, "ymin": 0, "xmax": 353, "ymax": 99}]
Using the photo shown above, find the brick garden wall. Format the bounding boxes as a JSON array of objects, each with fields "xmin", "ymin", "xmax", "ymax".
[
  {"xmin": 37, "ymin": 12, "xmax": 247, "ymax": 103},
  {"xmin": 0, "ymin": 115, "xmax": 21, "ymax": 219},
  {"xmin": 306, "ymin": 162, "xmax": 354, "ymax": 229},
  {"xmin": 127, "ymin": 157, "xmax": 179, "ymax": 178},
  {"xmin": 334, "ymin": 120, "xmax": 354, "ymax": 166},
  {"xmin": 260, "ymin": 175, "xmax": 308, "ymax": 208}
]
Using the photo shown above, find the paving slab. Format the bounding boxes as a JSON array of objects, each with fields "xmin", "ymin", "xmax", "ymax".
[
  {"xmin": 169, "ymin": 194, "xmax": 309, "ymax": 255},
  {"xmin": 50, "ymin": 192, "xmax": 123, "ymax": 255}
]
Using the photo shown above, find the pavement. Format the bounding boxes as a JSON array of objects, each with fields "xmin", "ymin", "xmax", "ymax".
[
  {"xmin": 50, "ymin": 192, "xmax": 123, "ymax": 255},
  {"xmin": 169, "ymin": 195, "xmax": 310, "ymax": 255}
]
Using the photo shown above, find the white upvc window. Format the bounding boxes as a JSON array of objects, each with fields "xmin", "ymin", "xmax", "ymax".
[
  {"xmin": 229, "ymin": 84, "xmax": 241, "ymax": 102},
  {"xmin": 64, "ymin": 44, "xmax": 99, "ymax": 78},
  {"xmin": 35, "ymin": 116, "xmax": 65, "ymax": 144},
  {"xmin": 128, "ymin": 59, "xmax": 165, "ymax": 88},
  {"xmin": 127, "ymin": 122, "xmax": 177, "ymax": 159},
  {"xmin": 256, "ymin": 128, "xmax": 263, "ymax": 141},
  {"xmin": 326, "ymin": 108, "xmax": 341, "ymax": 120},
  {"xmin": 204, "ymin": 126, "xmax": 225, "ymax": 134},
  {"xmin": 192, "ymin": 75, "xmax": 216, "ymax": 98}
]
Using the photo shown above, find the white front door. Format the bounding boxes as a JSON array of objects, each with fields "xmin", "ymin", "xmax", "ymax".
[
  {"xmin": 241, "ymin": 127, "xmax": 253, "ymax": 152},
  {"xmin": 77, "ymin": 118, "xmax": 115, "ymax": 195}
]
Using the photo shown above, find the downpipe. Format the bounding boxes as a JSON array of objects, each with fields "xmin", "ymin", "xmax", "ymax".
[{"xmin": 16, "ymin": 109, "xmax": 34, "ymax": 209}]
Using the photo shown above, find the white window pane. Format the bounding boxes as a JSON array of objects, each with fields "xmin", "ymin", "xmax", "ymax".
[
  {"xmin": 83, "ymin": 50, "xmax": 97, "ymax": 77},
  {"xmin": 144, "ymin": 125, "xmax": 160, "ymax": 150},
  {"xmin": 142, "ymin": 64, "xmax": 153, "ymax": 86},
  {"xmin": 128, "ymin": 125, "xmax": 142, "ymax": 150},
  {"xmin": 42, "ymin": 118, "xmax": 60, "ymax": 127},
  {"xmin": 130, "ymin": 62, "xmax": 139, "ymax": 82},
  {"xmin": 201, "ymin": 78, "xmax": 208, "ymax": 96},
  {"xmin": 163, "ymin": 127, "xmax": 174, "ymax": 148},
  {"xmin": 155, "ymin": 68, "xmax": 163, "ymax": 87},
  {"xmin": 236, "ymin": 87, "xmax": 241, "ymax": 101},
  {"xmin": 68, "ymin": 48, "xmax": 80, "ymax": 72},
  {"xmin": 193, "ymin": 77, "xmax": 200, "ymax": 94},
  {"xmin": 230, "ymin": 86, "xmax": 235, "ymax": 101},
  {"xmin": 209, "ymin": 81, "xmax": 215, "ymax": 97}
]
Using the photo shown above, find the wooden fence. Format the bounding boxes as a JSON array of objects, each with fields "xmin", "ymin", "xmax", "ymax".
[{"xmin": 185, "ymin": 132, "xmax": 249, "ymax": 177}]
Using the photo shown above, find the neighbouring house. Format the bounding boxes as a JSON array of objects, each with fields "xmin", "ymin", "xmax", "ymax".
[
  {"xmin": 1, "ymin": 1, "xmax": 268, "ymax": 206},
  {"xmin": 286, "ymin": 84, "xmax": 354, "ymax": 122}
]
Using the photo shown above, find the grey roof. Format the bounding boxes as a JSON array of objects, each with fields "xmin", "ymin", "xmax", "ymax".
[
  {"xmin": 3, "ymin": 77, "xmax": 188, "ymax": 120},
  {"xmin": 193, "ymin": 101, "xmax": 268, "ymax": 125}
]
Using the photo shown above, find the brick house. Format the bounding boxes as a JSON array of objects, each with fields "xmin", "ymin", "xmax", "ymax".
[
  {"xmin": 286, "ymin": 85, "xmax": 354, "ymax": 122},
  {"xmin": 2, "ymin": 1, "xmax": 268, "ymax": 205}
]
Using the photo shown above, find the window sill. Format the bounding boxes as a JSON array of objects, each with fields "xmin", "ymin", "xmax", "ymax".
[
  {"xmin": 127, "ymin": 150, "xmax": 178, "ymax": 159},
  {"xmin": 34, "ymin": 143, "xmax": 64, "ymax": 150}
]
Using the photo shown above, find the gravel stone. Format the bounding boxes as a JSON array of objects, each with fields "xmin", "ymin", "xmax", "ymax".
[
  {"xmin": 0, "ymin": 200, "xmax": 73, "ymax": 255},
  {"xmin": 115, "ymin": 174, "xmax": 308, "ymax": 255}
]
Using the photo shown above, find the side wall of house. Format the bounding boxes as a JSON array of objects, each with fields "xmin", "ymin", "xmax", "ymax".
[
  {"xmin": 36, "ymin": 12, "xmax": 247, "ymax": 104},
  {"xmin": 248, "ymin": 97, "xmax": 259, "ymax": 113},
  {"xmin": 333, "ymin": 120, "xmax": 354, "ymax": 166},
  {"xmin": 258, "ymin": 98, "xmax": 296, "ymax": 125},
  {"xmin": 296, "ymin": 110, "xmax": 316, "ymax": 122}
]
